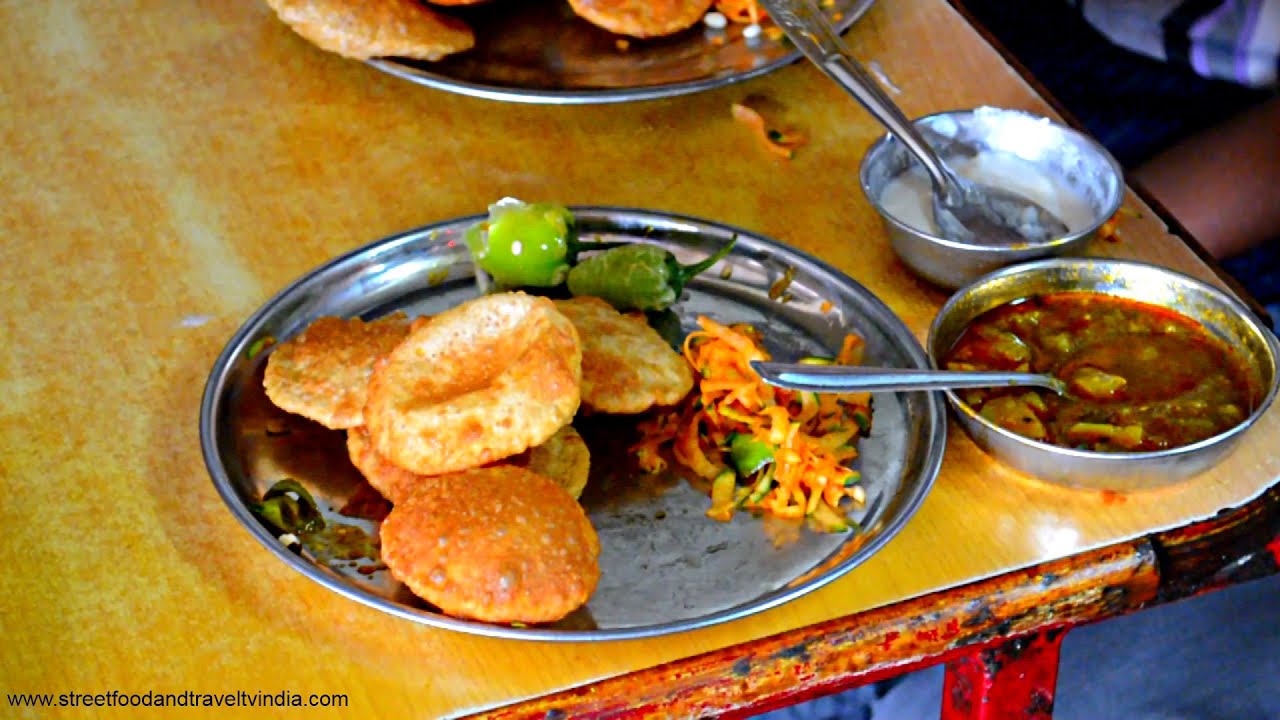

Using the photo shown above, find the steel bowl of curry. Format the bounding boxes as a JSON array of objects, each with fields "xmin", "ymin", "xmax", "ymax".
[{"xmin": 927, "ymin": 258, "xmax": 1280, "ymax": 491}]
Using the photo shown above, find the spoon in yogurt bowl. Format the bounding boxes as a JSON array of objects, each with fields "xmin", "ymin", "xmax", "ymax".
[{"xmin": 757, "ymin": 0, "xmax": 1070, "ymax": 245}]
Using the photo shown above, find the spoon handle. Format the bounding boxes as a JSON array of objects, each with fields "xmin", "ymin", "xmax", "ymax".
[
  {"xmin": 751, "ymin": 361, "xmax": 1065, "ymax": 394},
  {"xmin": 758, "ymin": 0, "xmax": 958, "ymax": 201}
]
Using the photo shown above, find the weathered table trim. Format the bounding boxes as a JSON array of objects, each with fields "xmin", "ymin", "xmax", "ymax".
[
  {"xmin": 470, "ymin": 487, "xmax": 1279, "ymax": 718},
  {"xmin": 469, "ymin": 541, "xmax": 1160, "ymax": 718}
]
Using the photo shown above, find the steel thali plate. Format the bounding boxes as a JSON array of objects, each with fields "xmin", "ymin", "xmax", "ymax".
[
  {"xmin": 366, "ymin": 0, "xmax": 875, "ymax": 103},
  {"xmin": 199, "ymin": 207, "xmax": 945, "ymax": 641}
]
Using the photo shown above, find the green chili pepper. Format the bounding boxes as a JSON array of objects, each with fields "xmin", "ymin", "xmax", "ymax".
[
  {"xmin": 247, "ymin": 336, "xmax": 274, "ymax": 360},
  {"xmin": 746, "ymin": 464, "xmax": 777, "ymax": 504},
  {"xmin": 645, "ymin": 309, "xmax": 686, "ymax": 352},
  {"xmin": 807, "ymin": 500, "xmax": 853, "ymax": 533},
  {"xmin": 849, "ymin": 406, "xmax": 873, "ymax": 436},
  {"xmin": 728, "ymin": 432, "xmax": 775, "ymax": 477},
  {"xmin": 249, "ymin": 479, "xmax": 325, "ymax": 535},
  {"xmin": 465, "ymin": 200, "xmax": 631, "ymax": 290},
  {"xmin": 466, "ymin": 200, "xmax": 577, "ymax": 288},
  {"xmin": 565, "ymin": 236, "xmax": 738, "ymax": 312},
  {"xmin": 706, "ymin": 469, "xmax": 740, "ymax": 522}
]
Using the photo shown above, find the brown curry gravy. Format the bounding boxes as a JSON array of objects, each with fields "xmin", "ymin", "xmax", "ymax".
[{"xmin": 942, "ymin": 292, "xmax": 1258, "ymax": 452}]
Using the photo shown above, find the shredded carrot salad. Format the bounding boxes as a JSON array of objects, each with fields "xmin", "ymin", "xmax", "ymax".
[
  {"xmin": 632, "ymin": 317, "xmax": 873, "ymax": 532},
  {"xmin": 731, "ymin": 103, "xmax": 807, "ymax": 159},
  {"xmin": 716, "ymin": 0, "xmax": 765, "ymax": 23},
  {"xmin": 715, "ymin": 0, "xmax": 840, "ymax": 24}
]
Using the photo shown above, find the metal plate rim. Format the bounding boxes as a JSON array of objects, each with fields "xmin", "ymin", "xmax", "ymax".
[
  {"xmin": 363, "ymin": 0, "xmax": 875, "ymax": 105},
  {"xmin": 199, "ymin": 206, "xmax": 946, "ymax": 642}
]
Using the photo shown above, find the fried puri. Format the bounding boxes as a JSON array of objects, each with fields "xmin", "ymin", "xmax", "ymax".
[
  {"xmin": 263, "ymin": 313, "xmax": 411, "ymax": 429},
  {"xmin": 346, "ymin": 426, "xmax": 421, "ymax": 503},
  {"xmin": 349, "ymin": 424, "xmax": 591, "ymax": 503},
  {"xmin": 510, "ymin": 425, "xmax": 591, "ymax": 500},
  {"xmin": 364, "ymin": 292, "xmax": 582, "ymax": 476},
  {"xmin": 554, "ymin": 296, "xmax": 693, "ymax": 414},
  {"xmin": 264, "ymin": 0, "xmax": 474, "ymax": 61},
  {"xmin": 380, "ymin": 466, "xmax": 601, "ymax": 624},
  {"xmin": 566, "ymin": 0, "xmax": 714, "ymax": 38}
]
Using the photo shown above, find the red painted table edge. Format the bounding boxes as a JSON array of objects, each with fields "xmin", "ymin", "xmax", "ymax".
[{"xmin": 466, "ymin": 487, "xmax": 1279, "ymax": 719}]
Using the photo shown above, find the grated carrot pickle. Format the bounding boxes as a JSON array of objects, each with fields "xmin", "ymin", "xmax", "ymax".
[{"xmin": 632, "ymin": 316, "xmax": 874, "ymax": 532}]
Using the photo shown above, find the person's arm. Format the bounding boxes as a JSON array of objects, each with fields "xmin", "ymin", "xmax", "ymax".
[{"xmin": 1131, "ymin": 94, "xmax": 1280, "ymax": 260}]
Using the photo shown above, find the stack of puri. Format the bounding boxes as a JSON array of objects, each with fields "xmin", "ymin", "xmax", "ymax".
[
  {"xmin": 263, "ymin": 292, "xmax": 693, "ymax": 625},
  {"xmin": 262, "ymin": 0, "xmax": 723, "ymax": 65}
]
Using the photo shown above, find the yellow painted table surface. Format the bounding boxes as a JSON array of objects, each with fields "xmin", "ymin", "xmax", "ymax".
[{"xmin": 4, "ymin": 1, "xmax": 1279, "ymax": 717}]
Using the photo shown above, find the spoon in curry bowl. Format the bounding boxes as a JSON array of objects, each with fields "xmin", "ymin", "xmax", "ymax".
[
  {"xmin": 756, "ymin": 0, "xmax": 1070, "ymax": 245},
  {"xmin": 750, "ymin": 361, "xmax": 1071, "ymax": 396}
]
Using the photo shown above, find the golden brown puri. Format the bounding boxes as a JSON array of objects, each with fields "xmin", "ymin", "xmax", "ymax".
[
  {"xmin": 349, "ymin": 424, "xmax": 591, "ymax": 503},
  {"xmin": 363, "ymin": 292, "xmax": 582, "ymax": 476},
  {"xmin": 509, "ymin": 425, "xmax": 591, "ymax": 500},
  {"xmin": 263, "ymin": 312, "xmax": 411, "ymax": 430},
  {"xmin": 380, "ymin": 466, "xmax": 601, "ymax": 624},
  {"xmin": 566, "ymin": 0, "xmax": 714, "ymax": 38},
  {"xmin": 346, "ymin": 426, "xmax": 422, "ymax": 503},
  {"xmin": 554, "ymin": 296, "xmax": 693, "ymax": 414},
  {"xmin": 263, "ymin": 0, "xmax": 474, "ymax": 61}
]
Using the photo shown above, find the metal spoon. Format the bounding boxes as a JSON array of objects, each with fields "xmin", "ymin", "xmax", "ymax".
[
  {"xmin": 750, "ymin": 361, "xmax": 1068, "ymax": 395},
  {"xmin": 757, "ymin": 0, "xmax": 1070, "ymax": 245}
]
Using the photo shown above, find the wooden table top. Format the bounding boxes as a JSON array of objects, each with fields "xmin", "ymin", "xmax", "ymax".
[{"xmin": 5, "ymin": 1, "xmax": 1279, "ymax": 717}]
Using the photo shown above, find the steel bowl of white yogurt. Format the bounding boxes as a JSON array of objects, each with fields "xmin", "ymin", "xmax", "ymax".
[{"xmin": 859, "ymin": 106, "xmax": 1124, "ymax": 290}]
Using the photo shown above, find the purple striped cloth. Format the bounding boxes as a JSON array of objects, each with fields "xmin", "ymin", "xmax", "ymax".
[{"xmin": 1071, "ymin": 0, "xmax": 1279, "ymax": 87}]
